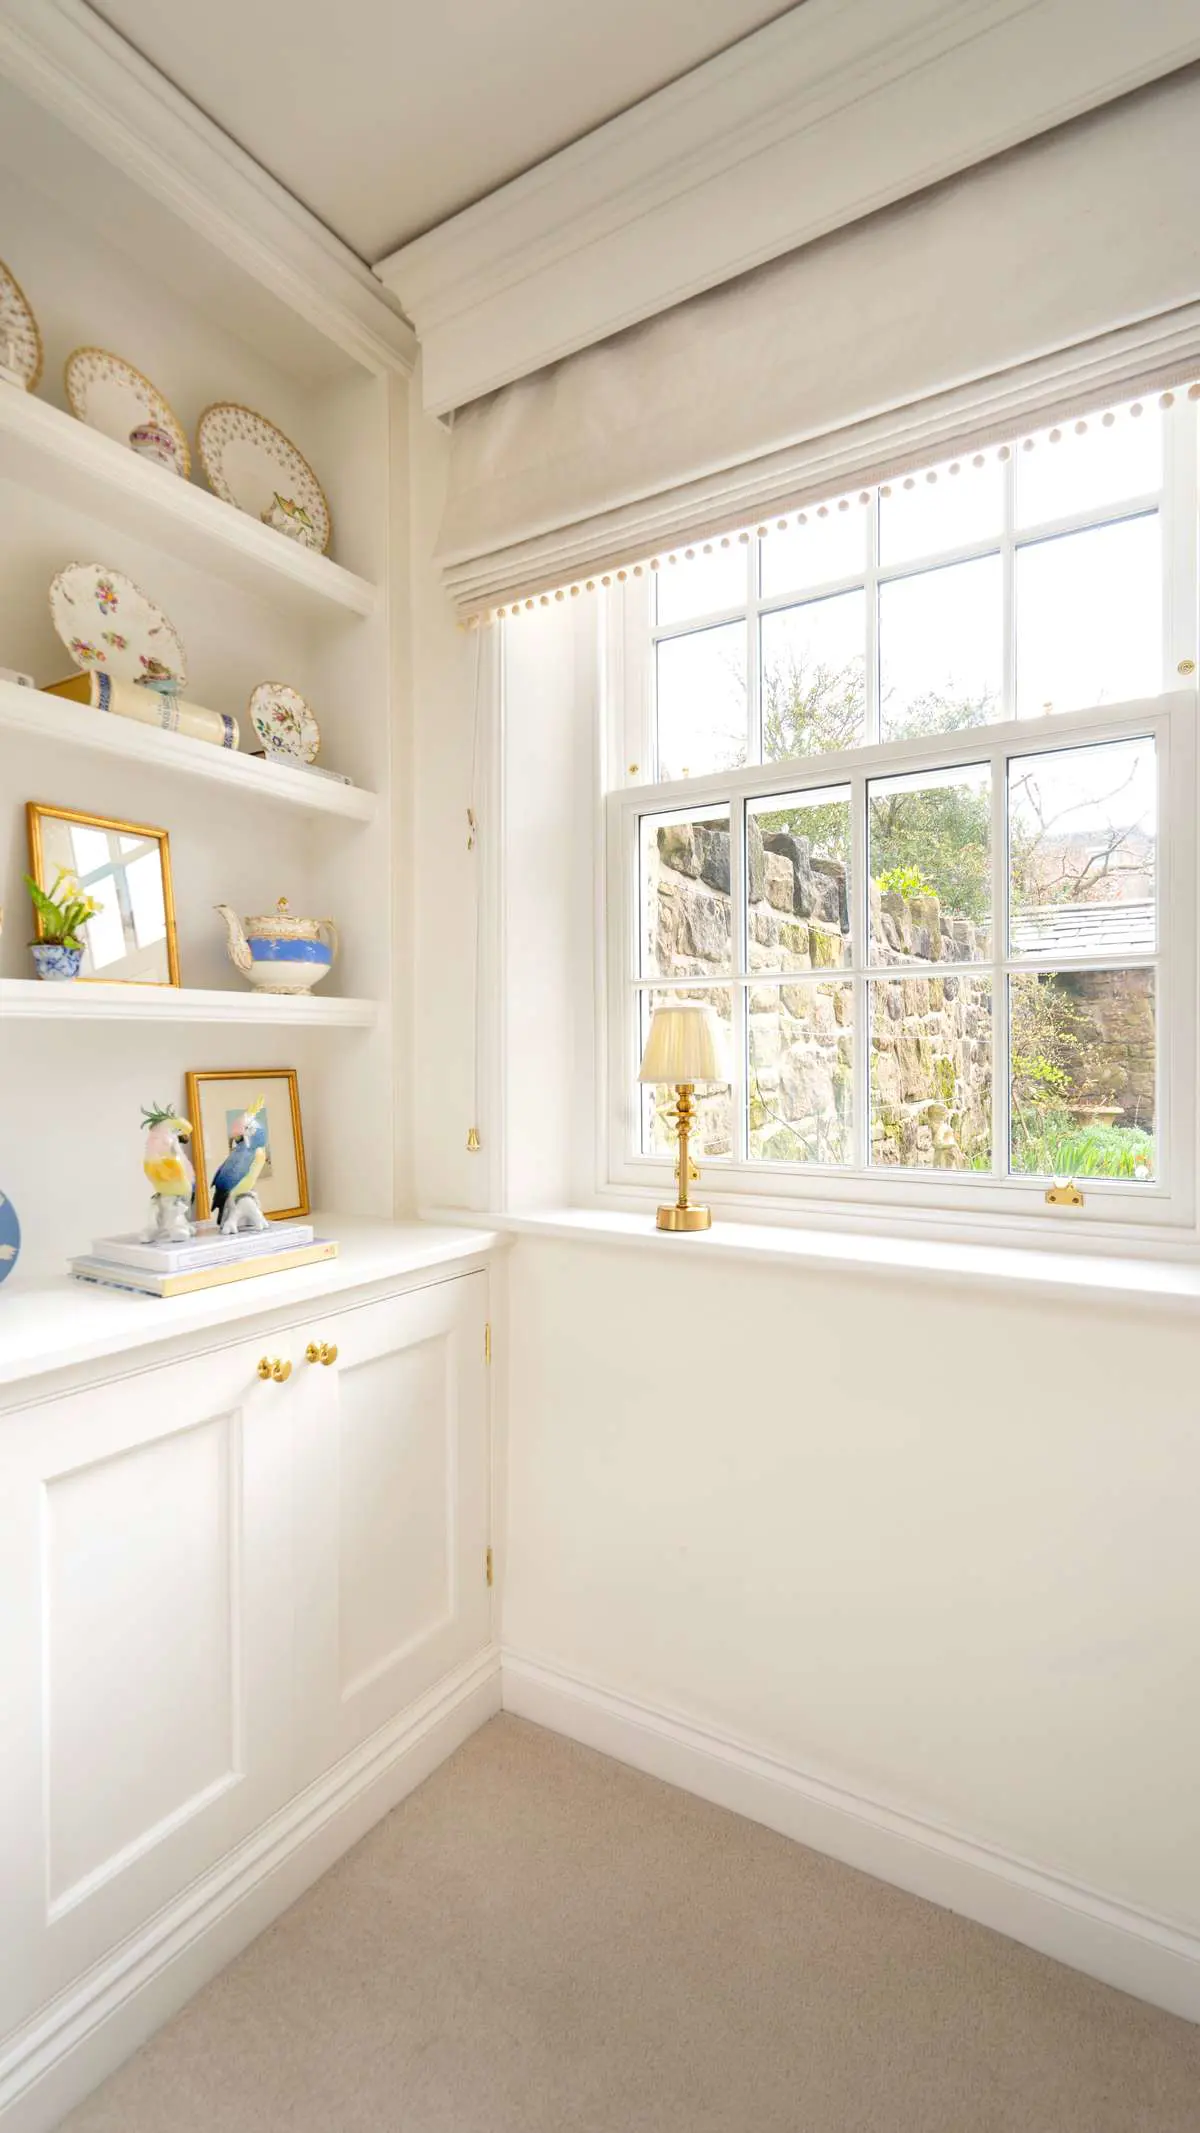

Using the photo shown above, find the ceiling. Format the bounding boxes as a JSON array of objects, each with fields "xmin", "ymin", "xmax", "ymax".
[{"xmin": 91, "ymin": 0, "xmax": 798, "ymax": 260}]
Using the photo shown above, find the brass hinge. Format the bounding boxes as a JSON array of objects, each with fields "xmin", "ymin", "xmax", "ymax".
[
  {"xmin": 485, "ymin": 1546, "xmax": 494, "ymax": 1587},
  {"xmin": 484, "ymin": 1320, "xmax": 492, "ymax": 1363}
]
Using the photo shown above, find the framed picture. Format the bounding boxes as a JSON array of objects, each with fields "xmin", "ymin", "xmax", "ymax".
[
  {"xmin": 185, "ymin": 1068, "xmax": 309, "ymax": 1222},
  {"xmin": 26, "ymin": 801, "xmax": 179, "ymax": 985}
]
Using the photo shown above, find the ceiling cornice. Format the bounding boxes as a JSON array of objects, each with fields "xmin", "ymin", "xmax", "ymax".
[
  {"xmin": 377, "ymin": 0, "xmax": 1200, "ymax": 414},
  {"xmin": 0, "ymin": 0, "xmax": 417, "ymax": 377}
]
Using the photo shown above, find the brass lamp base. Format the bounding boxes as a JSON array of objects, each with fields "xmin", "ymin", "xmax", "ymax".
[{"xmin": 656, "ymin": 1202, "xmax": 712, "ymax": 1232}]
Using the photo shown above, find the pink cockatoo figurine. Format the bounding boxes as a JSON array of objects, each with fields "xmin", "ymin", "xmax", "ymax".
[{"xmin": 141, "ymin": 1101, "xmax": 196, "ymax": 1243}]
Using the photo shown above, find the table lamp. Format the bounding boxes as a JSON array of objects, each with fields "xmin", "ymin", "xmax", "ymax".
[{"xmin": 638, "ymin": 1001, "xmax": 729, "ymax": 1232}]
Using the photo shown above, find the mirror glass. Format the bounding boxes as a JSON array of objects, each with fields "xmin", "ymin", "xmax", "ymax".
[{"xmin": 27, "ymin": 806, "xmax": 178, "ymax": 985}]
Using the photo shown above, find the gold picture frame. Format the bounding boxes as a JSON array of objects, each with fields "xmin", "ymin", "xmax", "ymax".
[
  {"xmin": 185, "ymin": 1068, "xmax": 309, "ymax": 1223},
  {"xmin": 26, "ymin": 801, "xmax": 179, "ymax": 986}
]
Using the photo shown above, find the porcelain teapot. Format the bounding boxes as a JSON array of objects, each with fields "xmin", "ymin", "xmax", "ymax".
[{"xmin": 217, "ymin": 897, "xmax": 338, "ymax": 995}]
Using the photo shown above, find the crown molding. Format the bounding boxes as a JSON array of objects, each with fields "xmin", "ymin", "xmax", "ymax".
[
  {"xmin": 377, "ymin": 0, "xmax": 1200, "ymax": 414},
  {"xmin": 0, "ymin": 0, "xmax": 416, "ymax": 378}
]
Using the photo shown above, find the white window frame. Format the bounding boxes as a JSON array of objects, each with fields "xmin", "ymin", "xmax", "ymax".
[{"xmin": 602, "ymin": 397, "xmax": 1200, "ymax": 1243}]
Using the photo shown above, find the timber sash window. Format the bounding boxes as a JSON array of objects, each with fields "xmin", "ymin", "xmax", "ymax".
[{"xmin": 607, "ymin": 391, "xmax": 1198, "ymax": 1230}]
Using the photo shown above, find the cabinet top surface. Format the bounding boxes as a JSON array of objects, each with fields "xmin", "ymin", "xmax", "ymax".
[{"xmin": 0, "ymin": 1218, "xmax": 500, "ymax": 1394}]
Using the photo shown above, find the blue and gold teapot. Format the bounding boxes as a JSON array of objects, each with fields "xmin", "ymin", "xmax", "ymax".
[{"xmin": 217, "ymin": 896, "xmax": 339, "ymax": 996}]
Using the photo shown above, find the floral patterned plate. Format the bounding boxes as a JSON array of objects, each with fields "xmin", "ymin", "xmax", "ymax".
[
  {"xmin": 0, "ymin": 256, "xmax": 42, "ymax": 390},
  {"xmin": 50, "ymin": 564, "xmax": 187, "ymax": 690},
  {"xmin": 248, "ymin": 682, "xmax": 321, "ymax": 763},
  {"xmin": 65, "ymin": 348, "xmax": 191, "ymax": 476},
  {"xmin": 197, "ymin": 405, "xmax": 331, "ymax": 554}
]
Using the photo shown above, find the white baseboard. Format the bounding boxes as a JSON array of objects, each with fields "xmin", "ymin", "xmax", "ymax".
[
  {"xmin": 1, "ymin": 1646, "xmax": 502, "ymax": 2133},
  {"xmin": 502, "ymin": 1650, "xmax": 1200, "ymax": 2025}
]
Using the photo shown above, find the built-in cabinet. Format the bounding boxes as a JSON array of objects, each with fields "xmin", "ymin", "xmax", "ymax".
[{"xmin": 0, "ymin": 1263, "xmax": 492, "ymax": 2055}]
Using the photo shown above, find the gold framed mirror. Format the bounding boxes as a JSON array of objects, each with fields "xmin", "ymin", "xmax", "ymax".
[{"xmin": 26, "ymin": 802, "xmax": 180, "ymax": 986}]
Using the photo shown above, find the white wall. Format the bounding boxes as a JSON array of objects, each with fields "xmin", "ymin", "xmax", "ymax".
[{"xmin": 502, "ymin": 1236, "xmax": 1200, "ymax": 1940}]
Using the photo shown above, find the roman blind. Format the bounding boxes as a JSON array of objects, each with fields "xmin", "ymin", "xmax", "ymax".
[{"xmin": 436, "ymin": 70, "xmax": 1200, "ymax": 616}]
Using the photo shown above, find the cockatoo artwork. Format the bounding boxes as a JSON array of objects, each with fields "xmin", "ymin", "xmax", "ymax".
[
  {"xmin": 141, "ymin": 1103, "xmax": 196, "ymax": 1243},
  {"xmin": 211, "ymin": 1097, "xmax": 270, "ymax": 1235}
]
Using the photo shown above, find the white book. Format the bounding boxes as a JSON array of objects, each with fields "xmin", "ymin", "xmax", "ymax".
[
  {"xmin": 89, "ymin": 1221, "xmax": 314, "ymax": 1274},
  {"xmin": 70, "ymin": 1239, "xmax": 336, "ymax": 1299}
]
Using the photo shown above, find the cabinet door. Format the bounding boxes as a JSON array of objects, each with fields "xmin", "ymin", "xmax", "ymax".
[
  {"xmin": 293, "ymin": 1271, "xmax": 491, "ymax": 1780},
  {"xmin": 0, "ymin": 1329, "xmax": 307, "ymax": 2037}
]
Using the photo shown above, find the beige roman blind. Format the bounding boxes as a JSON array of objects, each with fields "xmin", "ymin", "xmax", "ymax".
[{"xmin": 437, "ymin": 70, "xmax": 1200, "ymax": 616}]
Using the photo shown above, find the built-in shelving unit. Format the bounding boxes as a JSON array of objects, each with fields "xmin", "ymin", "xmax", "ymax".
[
  {"xmin": 0, "ymin": 19, "xmax": 413, "ymax": 1277},
  {"xmin": 0, "ymin": 978, "xmax": 378, "ymax": 1026},
  {"xmin": 0, "ymin": 680, "xmax": 380, "ymax": 822},
  {"xmin": 0, "ymin": 387, "xmax": 379, "ymax": 617}
]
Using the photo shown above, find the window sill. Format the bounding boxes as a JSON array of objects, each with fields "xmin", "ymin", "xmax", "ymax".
[{"xmin": 425, "ymin": 1203, "xmax": 1200, "ymax": 1314}]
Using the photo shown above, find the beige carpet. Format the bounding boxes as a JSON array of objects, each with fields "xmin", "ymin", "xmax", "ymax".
[{"xmin": 60, "ymin": 1714, "xmax": 1200, "ymax": 2132}]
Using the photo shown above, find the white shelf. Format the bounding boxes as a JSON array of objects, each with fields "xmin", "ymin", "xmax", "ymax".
[
  {"xmin": 0, "ymin": 680, "xmax": 379, "ymax": 822},
  {"xmin": 0, "ymin": 384, "xmax": 378, "ymax": 618},
  {"xmin": 0, "ymin": 979, "xmax": 378, "ymax": 1027}
]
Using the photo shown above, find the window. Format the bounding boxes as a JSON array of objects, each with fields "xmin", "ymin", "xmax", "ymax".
[{"xmin": 607, "ymin": 391, "xmax": 1197, "ymax": 1230}]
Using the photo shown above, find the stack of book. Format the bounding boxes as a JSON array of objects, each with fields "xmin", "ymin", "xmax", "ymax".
[{"xmin": 70, "ymin": 1221, "xmax": 337, "ymax": 1298}]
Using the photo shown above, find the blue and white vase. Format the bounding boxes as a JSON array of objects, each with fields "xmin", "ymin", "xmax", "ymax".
[
  {"xmin": 216, "ymin": 897, "xmax": 338, "ymax": 996},
  {"xmin": 0, "ymin": 1189, "xmax": 20, "ymax": 1285},
  {"xmin": 31, "ymin": 941, "xmax": 83, "ymax": 979}
]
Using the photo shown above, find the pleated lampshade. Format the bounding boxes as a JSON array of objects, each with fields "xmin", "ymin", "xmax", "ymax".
[{"xmin": 637, "ymin": 1002, "xmax": 729, "ymax": 1086}]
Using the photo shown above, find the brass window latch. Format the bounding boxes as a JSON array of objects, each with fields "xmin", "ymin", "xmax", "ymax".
[{"xmin": 1045, "ymin": 1179, "xmax": 1084, "ymax": 1208}]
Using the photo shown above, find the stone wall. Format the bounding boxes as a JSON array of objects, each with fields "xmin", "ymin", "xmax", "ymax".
[{"xmin": 647, "ymin": 817, "xmax": 992, "ymax": 1169}]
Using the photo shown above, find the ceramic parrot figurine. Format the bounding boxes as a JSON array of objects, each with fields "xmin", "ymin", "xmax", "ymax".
[
  {"xmin": 211, "ymin": 1096, "xmax": 270, "ymax": 1234},
  {"xmin": 141, "ymin": 1102, "xmax": 196, "ymax": 1243}
]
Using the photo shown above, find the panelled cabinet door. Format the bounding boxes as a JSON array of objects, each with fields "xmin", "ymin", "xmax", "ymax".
[
  {"xmin": 0, "ymin": 1331, "xmax": 307, "ymax": 2038},
  {"xmin": 293, "ymin": 1271, "xmax": 491, "ymax": 1780}
]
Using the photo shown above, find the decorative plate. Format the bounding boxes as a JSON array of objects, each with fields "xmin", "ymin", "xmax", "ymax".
[
  {"xmin": 0, "ymin": 1187, "xmax": 19, "ymax": 1288},
  {"xmin": 65, "ymin": 349, "xmax": 191, "ymax": 476},
  {"xmin": 248, "ymin": 682, "xmax": 321, "ymax": 763},
  {"xmin": 0, "ymin": 257, "xmax": 42, "ymax": 391},
  {"xmin": 50, "ymin": 564, "xmax": 187, "ymax": 690},
  {"xmin": 197, "ymin": 404, "xmax": 331, "ymax": 554}
]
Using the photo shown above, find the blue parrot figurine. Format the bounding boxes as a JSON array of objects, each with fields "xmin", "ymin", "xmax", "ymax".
[{"xmin": 211, "ymin": 1097, "xmax": 270, "ymax": 1233}]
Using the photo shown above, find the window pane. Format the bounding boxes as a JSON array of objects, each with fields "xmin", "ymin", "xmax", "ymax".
[
  {"xmin": 1009, "ymin": 970, "xmax": 1156, "ymax": 1180},
  {"xmin": 868, "ymin": 763, "xmax": 991, "ymax": 965},
  {"xmin": 879, "ymin": 455, "xmax": 1004, "ymax": 567},
  {"xmin": 1016, "ymin": 399, "xmax": 1163, "ymax": 529},
  {"xmin": 760, "ymin": 498, "xmax": 866, "ymax": 598},
  {"xmin": 879, "ymin": 554, "xmax": 1002, "ymax": 740},
  {"xmin": 638, "ymin": 986, "xmax": 732, "ymax": 1160},
  {"xmin": 655, "ymin": 543, "xmax": 746, "ymax": 627},
  {"xmin": 748, "ymin": 977, "xmax": 853, "ymax": 1166},
  {"xmin": 640, "ymin": 806, "xmax": 732, "ymax": 980},
  {"xmin": 1016, "ymin": 515, "xmax": 1161, "ymax": 717},
  {"xmin": 1009, "ymin": 737, "xmax": 1156, "ymax": 959},
  {"xmin": 760, "ymin": 590, "xmax": 866, "ymax": 759},
  {"xmin": 870, "ymin": 974, "xmax": 992, "ymax": 1169},
  {"xmin": 656, "ymin": 623, "xmax": 746, "ymax": 780},
  {"xmin": 746, "ymin": 787, "xmax": 850, "ymax": 973}
]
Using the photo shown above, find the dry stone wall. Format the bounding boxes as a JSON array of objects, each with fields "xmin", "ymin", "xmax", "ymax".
[{"xmin": 649, "ymin": 818, "xmax": 992, "ymax": 1168}]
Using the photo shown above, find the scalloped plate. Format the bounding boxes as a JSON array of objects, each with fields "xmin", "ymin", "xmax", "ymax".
[
  {"xmin": 197, "ymin": 404, "xmax": 331, "ymax": 553},
  {"xmin": 0, "ymin": 257, "xmax": 42, "ymax": 390},
  {"xmin": 248, "ymin": 682, "xmax": 321, "ymax": 763},
  {"xmin": 50, "ymin": 563, "xmax": 187, "ymax": 690},
  {"xmin": 65, "ymin": 348, "xmax": 191, "ymax": 476}
]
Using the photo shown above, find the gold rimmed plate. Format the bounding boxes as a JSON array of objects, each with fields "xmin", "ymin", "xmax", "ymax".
[
  {"xmin": 65, "ymin": 348, "xmax": 191, "ymax": 477},
  {"xmin": 0, "ymin": 256, "xmax": 42, "ymax": 391},
  {"xmin": 248, "ymin": 682, "xmax": 321, "ymax": 763},
  {"xmin": 197, "ymin": 403, "xmax": 331, "ymax": 553}
]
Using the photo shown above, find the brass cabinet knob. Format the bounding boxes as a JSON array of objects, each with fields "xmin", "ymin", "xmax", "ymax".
[
  {"xmin": 257, "ymin": 1356, "xmax": 292, "ymax": 1382},
  {"xmin": 305, "ymin": 1340, "xmax": 338, "ymax": 1366}
]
